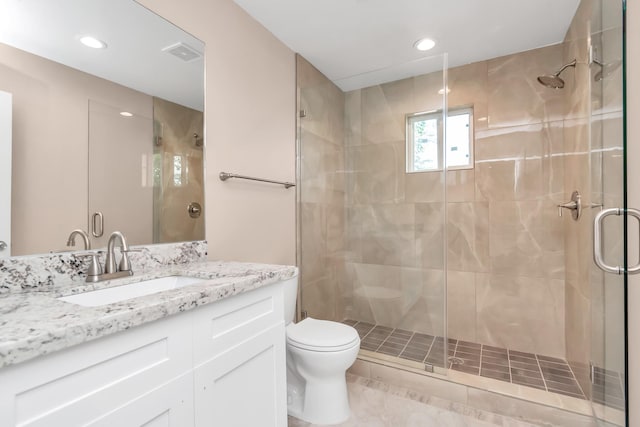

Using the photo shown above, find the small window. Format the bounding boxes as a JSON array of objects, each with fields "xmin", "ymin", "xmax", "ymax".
[{"xmin": 406, "ymin": 106, "xmax": 474, "ymax": 172}]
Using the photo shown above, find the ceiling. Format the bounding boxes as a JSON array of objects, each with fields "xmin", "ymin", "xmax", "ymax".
[
  {"xmin": 0, "ymin": 0, "xmax": 204, "ymax": 111},
  {"xmin": 233, "ymin": 0, "xmax": 581, "ymax": 91}
]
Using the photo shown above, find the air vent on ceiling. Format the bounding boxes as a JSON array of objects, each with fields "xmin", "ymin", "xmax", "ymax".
[{"xmin": 162, "ymin": 42, "xmax": 202, "ymax": 62}]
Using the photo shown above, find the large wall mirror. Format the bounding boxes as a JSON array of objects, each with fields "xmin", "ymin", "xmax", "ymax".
[{"xmin": 0, "ymin": 0, "xmax": 205, "ymax": 257}]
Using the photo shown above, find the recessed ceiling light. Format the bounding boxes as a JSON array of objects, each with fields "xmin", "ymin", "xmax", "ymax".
[
  {"xmin": 120, "ymin": 111, "xmax": 133, "ymax": 117},
  {"xmin": 80, "ymin": 36, "xmax": 107, "ymax": 49},
  {"xmin": 414, "ymin": 38, "xmax": 436, "ymax": 51}
]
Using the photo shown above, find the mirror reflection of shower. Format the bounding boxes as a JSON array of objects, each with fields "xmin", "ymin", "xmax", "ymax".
[{"xmin": 537, "ymin": 58, "xmax": 577, "ymax": 89}]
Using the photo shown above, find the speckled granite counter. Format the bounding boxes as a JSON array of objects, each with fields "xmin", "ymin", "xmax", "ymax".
[{"xmin": 0, "ymin": 260, "xmax": 297, "ymax": 369}]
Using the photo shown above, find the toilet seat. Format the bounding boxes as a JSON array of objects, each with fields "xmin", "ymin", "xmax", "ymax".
[{"xmin": 287, "ymin": 318, "xmax": 360, "ymax": 352}]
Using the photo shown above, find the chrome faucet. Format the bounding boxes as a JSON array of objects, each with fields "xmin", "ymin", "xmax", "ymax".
[
  {"xmin": 105, "ymin": 231, "xmax": 133, "ymax": 274},
  {"xmin": 66, "ymin": 229, "xmax": 91, "ymax": 250},
  {"xmin": 76, "ymin": 231, "xmax": 137, "ymax": 283}
]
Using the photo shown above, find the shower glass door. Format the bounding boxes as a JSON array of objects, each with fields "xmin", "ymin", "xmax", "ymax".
[
  {"xmin": 590, "ymin": 0, "xmax": 626, "ymax": 425},
  {"xmin": 296, "ymin": 53, "xmax": 449, "ymax": 371}
]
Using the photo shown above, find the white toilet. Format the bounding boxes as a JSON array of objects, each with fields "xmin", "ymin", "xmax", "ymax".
[{"xmin": 283, "ymin": 275, "xmax": 360, "ymax": 425}]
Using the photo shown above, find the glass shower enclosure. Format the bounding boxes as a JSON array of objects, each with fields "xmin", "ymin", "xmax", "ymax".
[{"xmin": 296, "ymin": 0, "xmax": 628, "ymax": 424}]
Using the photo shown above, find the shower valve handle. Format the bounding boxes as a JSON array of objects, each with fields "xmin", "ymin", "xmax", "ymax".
[{"xmin": 557, "ymin": 191, "xmax": 582, "ymax": 220}]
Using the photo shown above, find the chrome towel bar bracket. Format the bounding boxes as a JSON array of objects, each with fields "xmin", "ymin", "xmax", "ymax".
[{"xmin": 219, "ymin": 172, "xmax": 295, "ymax": 189}]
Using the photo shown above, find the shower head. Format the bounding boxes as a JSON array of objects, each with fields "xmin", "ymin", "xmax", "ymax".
[
  {"xmin": 537, "ymin": 59, "xmax": 577, "ymax": 89},
  {"xmin": 537, "ymin": 74, "xmax": 566, "ymax": 89},
  {"xmin": 593, "ymin": 59, "xmax": 622, "ymax": 82}
]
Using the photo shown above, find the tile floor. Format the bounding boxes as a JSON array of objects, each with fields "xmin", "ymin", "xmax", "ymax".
[
  {"xmin": 345, "ymin": 320, "xmax": 624, "ymax": 408},
  {"xmin": 287, "ymin": 374, "xmax": 542, "ymax": 427}
]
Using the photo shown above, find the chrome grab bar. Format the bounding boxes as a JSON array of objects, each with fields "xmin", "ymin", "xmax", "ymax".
[
  {"xmin": 593, "ymin": 207, "xmax": 640, "ymax": 275},
  {"xmin": 219, "ymin": 172, "xmax": 295, "ymax": 189}
]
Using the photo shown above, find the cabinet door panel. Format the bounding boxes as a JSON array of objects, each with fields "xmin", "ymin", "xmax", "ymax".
[
  {"xmin": 87, "ymin": 372, "xmax": 194, "ymax": 427},
  {"xmin": 194, "ymin": 323, "xmax": 287, "ymax": 427},
  {"xmin": 0, "ymin": 313, "xmax": 192, "ymax": 426},
  {"xmin": 193, "ymin": 283, "xmax": 284, "ymax": 366}
]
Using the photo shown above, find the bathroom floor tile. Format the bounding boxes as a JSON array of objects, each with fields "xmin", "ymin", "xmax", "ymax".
[{"xmin": 287, "ymin": 374, "xmax": 542, "ymax": 427}]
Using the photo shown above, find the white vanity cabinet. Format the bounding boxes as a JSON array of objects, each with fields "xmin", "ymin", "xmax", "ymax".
[
  {"xmin": 0, "ymin": 281, "xmax": 286, "ymax": 427},
  {"xmin": 192, "ymin": 283, "xmax": 286, "ymax": 427}
]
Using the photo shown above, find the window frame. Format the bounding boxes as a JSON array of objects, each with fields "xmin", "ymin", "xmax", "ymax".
[{"xmin": 405, "ymin": 105, "xmax": 474, "ymax": 173}]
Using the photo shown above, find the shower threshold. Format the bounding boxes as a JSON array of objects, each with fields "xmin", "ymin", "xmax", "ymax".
[{"xmin": 343, "ymin": 320, "xmax": 624, "ymax": 411}]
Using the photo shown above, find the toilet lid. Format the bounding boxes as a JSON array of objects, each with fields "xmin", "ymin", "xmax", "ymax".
[{"xmin": 287, "ymin": 318, "xmax": 360, "ymax": 352}]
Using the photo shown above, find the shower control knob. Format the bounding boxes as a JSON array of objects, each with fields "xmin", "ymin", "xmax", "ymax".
[
  {"xmin": 188, "ymin": 202, "xmax": 202, "ymax": 218},
  {"xmin": 557, "ymin": 191, "xmax": 582, "ymax": 221},
  {"xmin": 0, "ymin": 241, "xmax": 6, "ymax": 250}
]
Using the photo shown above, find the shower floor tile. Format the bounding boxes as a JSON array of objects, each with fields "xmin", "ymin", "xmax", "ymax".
[{"xmin": 344, "ymin": 320, "xmax": 624, "ymax": 406}]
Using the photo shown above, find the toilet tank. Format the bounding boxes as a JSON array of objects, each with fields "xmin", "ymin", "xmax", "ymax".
[{"xmin": 282, "ymin": 273, "xmax": 299, "ymax": 325}]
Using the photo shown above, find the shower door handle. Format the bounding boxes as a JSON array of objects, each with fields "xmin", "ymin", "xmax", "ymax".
[{"xmin": 593, "ymin": 207, "xmax": 640, "ymax": 274}]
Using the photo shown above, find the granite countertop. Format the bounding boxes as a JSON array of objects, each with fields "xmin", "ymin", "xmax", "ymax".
[{"xmin": 0, "ymin": 260, "xmax": 298, "ymax": 369}]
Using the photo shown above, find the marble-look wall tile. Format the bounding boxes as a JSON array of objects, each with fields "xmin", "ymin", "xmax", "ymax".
[
  {"xmin": 300, "ymin": 202, "xmax": 327, "ymax": 285},
  {"xmin": 299, "ymin": 79, "xmax": 345, "ymax": 145},
  {"xmin": 476, "ymin": 274, "xmax": 565, "ymax": 357},
  {"xmin": 565, "ymin": 282, "xmax": 591, "ymax": 387},
  {"xmin": 415, "ymin": 203, "xmax": 445, "ymax": 270},
  {"xmin": 447, "ymin": 202, "xmax": 490, "ymax": 273},
  {"xmin": 360, "ymin": 81, "xmax": 411, "ymax": 145},
  {"xmin": 446, "ymin": 169, "xmax": 476, "ymax": 202},
  {"xmin": 487, "ymin": 44, "xmax": 565, "ymax": 128},
  {"xmin": 475, "ymin": 123, "xmax": 564, "ymax": 202},
  {"xmin": 598, "ymin": 28, "xmax": 624, "ymax": 114},
  {"xmin": 299, "ymin": 131, "xmax": 345, "ymax": 205},
  {"xmin": 489, "ymin": 200, "xmax": 564, "ymax": 279},
  {"xmin": 297, "ymin": 55, "xmax": 346, "ymax": 321},
  {"xmin": 412, "ymin": 70, "xmax": 447, "ymax": 114},
  {"xmin": 302, "ymin": 276, "xmax": 338, "ymax": 321},
  {"xmin": 346, "ymin": 262, "xmax": 445, "ymax": 336},
  {"xmin": 346, "ymin": 142, "xmax": 406, "ymax": 204},
  {"xmin": 404, "ymin": 172, "xmax": 444, "ymax": 203},
  {"xmin": 447, "ymin": 61, "xmax": 489, "ymax": 131},
  {"xmin": 350, "ymin": 203, "xmax": 417, "ymax": 267},
  {"xmin": 447, "ymin": 271, "xmax": 476, "ymax": 342},
  {"xmin": 344, "ymin": 90, "xmax": 362, "ymax": 147}
]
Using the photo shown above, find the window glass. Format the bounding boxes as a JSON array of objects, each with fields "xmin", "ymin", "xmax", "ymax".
[{"xmin": 406, "ymin": 107, "xmax": 473, "ymax": 172}]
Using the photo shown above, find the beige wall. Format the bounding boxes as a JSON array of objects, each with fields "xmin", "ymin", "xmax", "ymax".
[
  {"xmin": 138, "ymin": 0, "xmax": 296, "ymax": 266},
  {"xmin": 0, "ymin": 43, "xmax": 153, "ymax": 255},
  {"xmin": 628, "ymin": 0, "xmax": 640, "ymax": 424}
]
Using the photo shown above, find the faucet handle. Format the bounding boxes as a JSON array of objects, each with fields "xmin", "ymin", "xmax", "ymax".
[
  {"xmin": 74, "ymin": 251, "xmax": 104, "ymax": 278},
  {"xmin": 118, "ymin": 248, "xmax": 142, "ymax": 272}
]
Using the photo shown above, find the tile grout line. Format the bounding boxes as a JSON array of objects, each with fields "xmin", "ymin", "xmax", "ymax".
[
  {"xmin": 564, "ymin": 360, "xmax": 587, "ymax": 399},
  {"xmin": 534, "ymin": 353, "xmax": 550, "ymax": 393},
  {"xmin": 373, "ymin": 326, "xmax": 393, "ymax": 352},
  {"xmin": 397, "ymin": 331, "xmax": 415, "ymax": 358},
  {"xmin": 422, "ymin": 335, "xmax": 437, "ymax": 364},
  {"xmin": 505, "ymin": 347, "xmax": 513, "ymax": 384},
  {"xmin": 449, "ymin": 339, "xmax": 459, "ymax": 369}
]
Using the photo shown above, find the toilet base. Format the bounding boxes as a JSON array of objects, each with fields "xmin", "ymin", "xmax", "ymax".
[{"xmin": 287, "ymin": 368, "xmax": 351, "ymax": 425}]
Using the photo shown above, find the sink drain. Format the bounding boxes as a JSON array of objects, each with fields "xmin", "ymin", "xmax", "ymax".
[{"xmin": 448, "ymin": 356, "xmax": 464, "ymax": 365}]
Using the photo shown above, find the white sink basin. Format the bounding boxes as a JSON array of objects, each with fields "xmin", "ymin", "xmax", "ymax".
[{"xmin": 58, "ymin": 275, "xmax": 206, "ymax": 307}]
